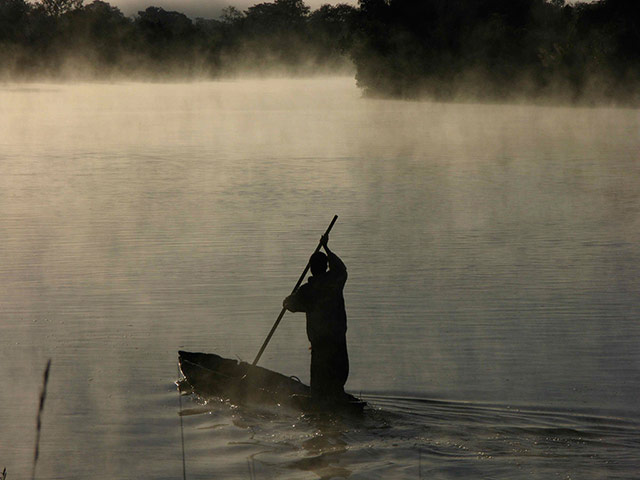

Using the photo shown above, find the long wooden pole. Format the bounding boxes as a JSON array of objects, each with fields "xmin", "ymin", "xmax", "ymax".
[{"xmin": 252, "ymin": 215, "xmax": 338, "ymax": 366}]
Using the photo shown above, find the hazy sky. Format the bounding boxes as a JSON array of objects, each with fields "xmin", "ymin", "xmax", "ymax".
[{"xmin": 110, "ymin": 0, "xmax": 358, "ymax": 18}]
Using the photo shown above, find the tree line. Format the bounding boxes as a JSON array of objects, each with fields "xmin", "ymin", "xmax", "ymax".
[
  {"xmin": 0, "ymin": 0, "xmax": 357, "ymax": 78},
  {"xmin": 1, "ymin": 0, "xmax": 638, "ymax": 104},
  {"xmin": 354, "ymin": 0, "xmax": 640, "ymax": 104}
]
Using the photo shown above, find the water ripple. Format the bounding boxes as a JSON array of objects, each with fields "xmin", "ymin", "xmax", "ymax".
[{"xmin": 177, "ymin": 393, "xmax": 640, "ymax": 479}]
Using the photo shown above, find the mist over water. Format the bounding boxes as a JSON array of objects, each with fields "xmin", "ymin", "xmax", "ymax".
[{"xmin": 1, "ymin": 77, "xmax": 639, "ymax": 478}]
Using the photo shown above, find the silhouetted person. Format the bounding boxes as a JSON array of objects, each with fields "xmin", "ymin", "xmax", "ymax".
[{"xmin": 283, "ymin": 233, "xmax": 349, "ymax": 402}]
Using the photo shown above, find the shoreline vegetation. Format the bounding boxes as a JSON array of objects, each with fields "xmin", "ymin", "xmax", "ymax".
[{"xmin": 1, "ymin": 0, "xmax": 639, "ymax": 105}]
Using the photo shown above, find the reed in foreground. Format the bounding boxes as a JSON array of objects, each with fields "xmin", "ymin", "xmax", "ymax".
[{"xmin": 31, "ymin": 359, "xmax": 51, "ymax": 480}]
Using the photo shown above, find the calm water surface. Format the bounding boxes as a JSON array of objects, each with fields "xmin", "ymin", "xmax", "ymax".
[{"xmin": 1, "ymin": 78, "xmax": 639, "ymax": 479}]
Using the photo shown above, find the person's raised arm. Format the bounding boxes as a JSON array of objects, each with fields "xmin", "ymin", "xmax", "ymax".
[{"xmin": 321, "ymin": 234, "xmax": 347, "ymax": 276}]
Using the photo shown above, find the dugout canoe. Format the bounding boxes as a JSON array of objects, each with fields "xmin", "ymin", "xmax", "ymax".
[{"xmin": 178, "ymin": 350, "xmax": 365, "ymax": 413}]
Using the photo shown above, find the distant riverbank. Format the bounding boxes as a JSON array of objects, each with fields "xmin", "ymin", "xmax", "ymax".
[{"xmin": 1, "ymin": 0, "xmax": 639, "ymax": 105}]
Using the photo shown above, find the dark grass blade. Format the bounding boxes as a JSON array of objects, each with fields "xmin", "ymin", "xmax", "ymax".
[{"xmin": 31, "ymin": 359, "xmax": 51, "ymax": 480}]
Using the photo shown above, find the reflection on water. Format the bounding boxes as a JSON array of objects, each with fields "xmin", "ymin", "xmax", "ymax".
[
  {"xmin": 0, "ymin": 78, "xmax": 639, "ymax": 478},
  {"xmin": 178, "ymin": 394, "xmax": 640, "ymax": 479}
]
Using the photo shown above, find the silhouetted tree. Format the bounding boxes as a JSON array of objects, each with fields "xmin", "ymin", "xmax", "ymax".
[
  {"xmin": 40, "ymin": 0, "xmax": 83, "ymax": 17},
  {"xmin": 136, "ymin": 7, "xmax": 194, "ymax": 44},
  {"xmin": 60, "ymin": 1, "xmax": 131, "ymax": 70},
  {"xmin": 221, "ymin": 0, "xmax": 314, "ymax": 70},
  {"xmin": 245, "ymin": 0, "xmax": 310, "ymax": 31},
  {"xmin": 308, "ymin": 4, "xmax": 357, "ymax": 57},
  {"xmin": 0, "ymin": 0, "xmax": 30, "ymax": 42},
  {"xmin": 220, "ymin": 6, "xmax": 244, "ymax": 25},
  {"xmin": 132, "ymin": 6, "xmax": 197, "ymax": 72}
]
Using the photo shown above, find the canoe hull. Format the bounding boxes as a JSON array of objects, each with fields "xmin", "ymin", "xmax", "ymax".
[{"xmin": 178, "ymin": 350, "xmax": 365, "ymax": 413}]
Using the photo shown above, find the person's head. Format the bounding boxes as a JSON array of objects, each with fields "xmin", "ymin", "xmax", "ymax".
[{"xmin": 309, "ymin": 251, "xmax": 328, "ymax": 276}]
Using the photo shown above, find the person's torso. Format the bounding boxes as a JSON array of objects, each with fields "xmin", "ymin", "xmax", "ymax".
[{"xmin": 303, "ymin": 272, "xmax": 347, "ymax": 345}]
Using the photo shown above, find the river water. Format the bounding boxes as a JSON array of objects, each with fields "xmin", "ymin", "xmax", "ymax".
[{"xmin": 1, "ymin": 78, "xmax": 639, "ymax": 479}]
